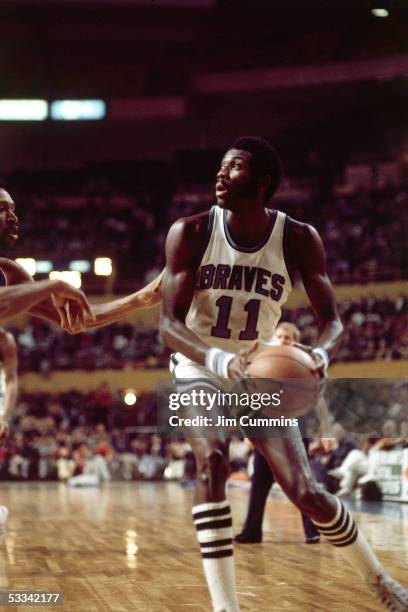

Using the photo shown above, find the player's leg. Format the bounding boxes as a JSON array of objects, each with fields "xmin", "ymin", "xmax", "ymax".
[
  {"xmin": 173, "ymin": 371, "xmax": 238, "ymax": 612},
  {"xmin": 251, "ymin": 433, "xmax": 408, "ymax": 610},
  {"xmin": 300, "ymin": 438, "xmax": 320, "ymax": 543},
  {"xmin": 187, "ymin": 432, "xmax": 239, "ymax": 612},
  {"xmin": 235, "ymin": 449, "xmax": 274, "ymax": 543}
]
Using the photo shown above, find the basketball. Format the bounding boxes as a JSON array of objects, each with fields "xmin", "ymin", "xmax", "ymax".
[{"xmin": 247, "ymin": 345, "xmax": 321, "ymax": 416}]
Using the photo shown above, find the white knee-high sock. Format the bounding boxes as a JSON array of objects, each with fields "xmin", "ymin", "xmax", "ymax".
[
  {"xmin": 313, "ymin": 498, "xmax": 383, "ymax": 584},
  {"xmin": 192, "ymin": 500, "xmax": 240, "ymax": 612}
]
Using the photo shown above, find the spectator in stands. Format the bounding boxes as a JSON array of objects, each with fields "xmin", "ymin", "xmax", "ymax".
[
  {"xmin": 309, "ymin": 424, "xmax": 357, "ymax": 493},
  {"xmin": 56, "ymin": 446, "xmax": 76, "ymax": 481},
  {"xmin": 329, "ymin": 420, "xmax": 399, "ymax": 496},
  {"xmin": 67, "ymin": 444, "xmax": 110, "ymax": 487}
]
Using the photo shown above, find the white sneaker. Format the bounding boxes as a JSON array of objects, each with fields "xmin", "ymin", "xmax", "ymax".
[
  {"xmin": 0, "ymin": 506, "xmax": 9, "ymax": 544},
  {"xmin": 369, "ymin": 572, "xmax": 408, "ymax": 611}
]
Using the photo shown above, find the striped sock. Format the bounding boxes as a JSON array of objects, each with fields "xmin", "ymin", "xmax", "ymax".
[
  {"xmin": 313, "ymin": 498, "xmax": 383, "ymax": 584},
  {"xmin": 192, "ymin": 500, "xmax": 240, "ymax": 612}
]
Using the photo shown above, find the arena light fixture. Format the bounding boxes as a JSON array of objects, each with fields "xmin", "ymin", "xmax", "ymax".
[
  {"xmin": 124, "ymin": 390, "xmax": 137, "ymax": 406},
  {"xmin": 69, "ymin": 260, "xmax": 91, "ymax": 273},
  {"xmin": 15, "ymin": 258, "xmax": 36, "ymax": 276},
  {"xmin": 36, "ymin": 260, "xmax": 53, "ymax": 273},
  {"xmin": 50, "ymin": 100, "xmax": 106, "ymax": 121},
  {"xmin": 94, "ymin": 257, "xmax": 112, "ymax": 276},
  {"xmin": 0, "ymin": 100, "xmax": 48, "ymax": 121},
  {"xmin": 49, "ymin": 270, "xmax": 82, "ymax": 289},
  {"xmin": 372, "ymin": 8, "xmax": 389, "ymax": 17}
]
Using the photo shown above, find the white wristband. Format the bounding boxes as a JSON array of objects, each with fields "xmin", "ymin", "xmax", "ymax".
[
  {"xmin": 312, "ymin": 347, "xmax": 329, "ymax": 370},
  {"xmin": 205, "ymin": 347, "xmax": 235, "ymax": 378}
]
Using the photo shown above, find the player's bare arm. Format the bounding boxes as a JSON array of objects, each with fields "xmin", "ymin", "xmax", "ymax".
[
  {"xmin": 0, "ymin": 329, "xmax": 17, "ymax": 438},
  {"xmin": 0, "ymin": 258, "xmax": 94, "ymax": 326},
  {"xmin": 288, "ymin": 219, "xmax": 343, "ymax": 366},
  {"xmin": 160, "ymin": 214, "xmax": 211, "ymax": 364},
  {"xmin": 0, "ymin": 257, "xmax": 161, "ymax": 333}
]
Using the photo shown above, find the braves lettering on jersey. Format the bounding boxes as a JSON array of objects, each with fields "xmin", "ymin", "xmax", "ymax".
[{"xmin": 176, "ymin": 206, "xmax": 292, "ymax": 364}]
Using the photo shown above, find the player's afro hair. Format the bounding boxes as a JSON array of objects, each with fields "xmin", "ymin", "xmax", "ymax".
[{"xmin": 231, "ymin": 136, "xmax": 282, "ymax": 202}]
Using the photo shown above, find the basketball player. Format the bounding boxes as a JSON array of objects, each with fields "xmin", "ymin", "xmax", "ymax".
[
  {"xmin": 160, "ymin": 137, "xmax": 408, "ymax": 610},
  {"xmin": 0, "ymin": 181, "xmax": 95, "ymax": 325},
  {"xmin": 235, "ymin": 321, "xmax": 320, "ymax": 544},
  {"xmin": 0, "ymin": 326, "xmax": 18, "ymax": 544},
  {"xmin": 0, "ymin": 181, "xmax": 162, "ymax": 330}
]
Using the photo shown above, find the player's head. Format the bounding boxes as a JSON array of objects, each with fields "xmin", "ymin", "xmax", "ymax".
[
  {"xmin": 216, "ymin": 137, "xmax": 282, "ymax": 210},
  {"xmin": 0, "ymin": 179, "xmax": 19, "ymax": 250},
  {"xmin": 274, "ymin": 322, "xmax": 300, "ymax": 345}
]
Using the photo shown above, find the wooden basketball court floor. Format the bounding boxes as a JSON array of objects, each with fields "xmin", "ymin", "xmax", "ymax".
[{"xmin": 0, "ymin": 482, "xmax": 407, "ymax": 612}]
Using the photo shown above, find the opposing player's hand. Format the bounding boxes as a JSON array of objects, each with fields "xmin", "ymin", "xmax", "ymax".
[
  {"xmin": 61, "ymin": 301, "xmax": 93, "ymax": 334},
  {"xmin": 228, "ymin": 340, "xmax": 259, "ymax": 381},
  {"xmin": 52, "ymin": 281, "xmax": 95, "ymax": 332},
  {"xmin": 0, "ymin": 418, "xmax": 10, "ymax": 439}
]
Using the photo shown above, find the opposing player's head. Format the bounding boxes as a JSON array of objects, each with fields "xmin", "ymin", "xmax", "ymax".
[
  {"xmin": 216, "ymin": 136, "xmax": 282, "ymax": 211},
  {"xmin": 0, "ymin": 180, "xmax": 19, "ymax": 251},
  {"xmin": 274, "ymin": 322, "xmax": 300, "ymax": 345}
]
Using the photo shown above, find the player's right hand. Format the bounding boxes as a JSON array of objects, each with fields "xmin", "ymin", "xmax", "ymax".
[
  {"xmin": 227, "ymin": 340, "xmax": 259, "ymax": 380},
  {"xmin": 293, "ymin": 342, "xmax": 327, "ymax": 379}
]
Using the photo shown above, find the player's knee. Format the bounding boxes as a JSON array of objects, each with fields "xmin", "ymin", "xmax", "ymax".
[
  {"xmin": 293, "ymin": 483, "xmax": 326, "ymax": 515},
  {"xmin": 197, "ymin": 448, "xmax": 230, "ymax": 484}
]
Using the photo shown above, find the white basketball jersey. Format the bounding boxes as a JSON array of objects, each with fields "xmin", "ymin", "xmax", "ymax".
[{"xmin": 177, "ymin": 205, "xmax": 292, "ymax": 363}]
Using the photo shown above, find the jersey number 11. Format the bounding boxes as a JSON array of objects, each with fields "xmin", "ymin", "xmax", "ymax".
[{"xmin": 211, "ymin": 296, "xmax": 260, "ymax": 341}]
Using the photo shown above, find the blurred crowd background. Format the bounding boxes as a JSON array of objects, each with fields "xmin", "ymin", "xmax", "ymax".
[{"xmin": 0, "ymin": 386, "xmax": 407, "ymax": 500}]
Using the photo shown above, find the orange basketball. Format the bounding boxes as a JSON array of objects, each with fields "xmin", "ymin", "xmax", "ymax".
[{"xmin": 247, "ymin": 345, "xmax": 321, "ymax": 417}]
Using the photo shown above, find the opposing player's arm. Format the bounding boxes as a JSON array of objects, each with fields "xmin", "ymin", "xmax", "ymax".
[
  {"xmin": 0, "ymin": 258, "xmax": 162, "ymax": 333},
  {"xmin": 0, "ymin": 329, "xmax": 18, "ymax": 436},
  {"xmin": 0, "ymin": 258, "xmax": 94, "ymax": 327},
  {"xmin": 160, "ymin": 218, "xmax": 210, "ymax": 364},
  {"xmin": 288, "ymin": 221, "xmax": 343, "ymax": 362},
  {"xmin": 0, "ymin": 258, "xmax": 64, "ymax": 323}
]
